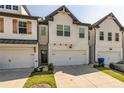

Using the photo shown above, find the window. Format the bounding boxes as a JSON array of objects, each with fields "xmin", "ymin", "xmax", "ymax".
[
  {"xmin": 115, "ymin": 33, "xmax": 119, "ymax": 41},
  {"xmin": 99, "ymin": 31, "xmax": 104, "ymax": 40},
  {"xmin": 41, "ymin": 27, "xmax": 46, "ymax": 36},
  {"xmin": 13, "ymin": 5, "xmax": 18, "ymax": 10},
  {"xmin": 108, "ymin": 32, "xmax": 112, "ymax": 41},
  {"xmin": 0, "ymin": 5, "xmax": 4, "ymax": 8},
  {"xmin": 6, "ymin": 5, "xmax": 11, "ymax": 9},
  {"xmin": 79, "ymin": 28, "xmax": 85, "ymax": 38},
  {"xmin": 19, "ymin": 21, "xmax": 27, "ymax": 34},
  {"xmin": 57, "ymin": 25, "xmax": 63, "ymax": 36},
  {"xmin": 64, "ymin": 25, "xmax": 70, "ymax": 36}
]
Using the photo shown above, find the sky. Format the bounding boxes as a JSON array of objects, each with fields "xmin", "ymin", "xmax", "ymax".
[{"xmin": 27, "ymin": 5, "xmax": 124, "ymax": 25}]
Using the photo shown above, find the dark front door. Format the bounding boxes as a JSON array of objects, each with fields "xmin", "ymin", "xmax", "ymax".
[{"xmin": 41, "ymin": 50, "xmax": 48, "ymax": 64}]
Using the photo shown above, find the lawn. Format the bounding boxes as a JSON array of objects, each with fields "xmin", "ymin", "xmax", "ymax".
[
  {"xmin": 23, "ymin": 73, "xmax": 57, "ymax": 88},
  {"xmin": 97, "ymin": 67, "xmax": 124, "ymax": 82}
]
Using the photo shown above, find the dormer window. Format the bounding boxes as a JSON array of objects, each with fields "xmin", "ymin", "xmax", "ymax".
[
  {"xmin": 6, "ymin": 5, "xmax": 11, "ymax": 9},
  {"xmin": 13, "ymin": 6, "xmax": 18, "ymax": 10},
  {"xmin": 0, "ymin": 5, "xmax": 4, "ymax": 8}
]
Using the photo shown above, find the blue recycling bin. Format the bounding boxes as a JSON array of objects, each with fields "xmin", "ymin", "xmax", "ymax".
[{"xmin": 98, "ymin": 58, "xmax": 105, "ymax": 67}]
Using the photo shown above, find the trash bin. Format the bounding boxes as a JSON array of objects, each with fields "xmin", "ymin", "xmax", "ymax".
[{"xmin": 98, "ymin": 58, "xmax": 104, "ymax": 67}]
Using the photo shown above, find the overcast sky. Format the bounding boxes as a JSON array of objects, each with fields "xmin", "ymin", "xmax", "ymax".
[{"xmin": 27, "ymin": 5, "xmax": 124, "ymax": 25}]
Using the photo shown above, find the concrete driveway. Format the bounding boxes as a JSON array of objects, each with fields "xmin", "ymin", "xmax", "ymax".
[
  {"xmin": 54, "ymin": 65, "xmax": 124, "ymax": 88},
  {"xmin": 0, "ymin": 68, "xmax": 32, "ymax": 88}
]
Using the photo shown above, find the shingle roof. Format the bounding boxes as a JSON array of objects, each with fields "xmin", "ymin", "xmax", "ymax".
[
  {"xmin": 40, "ymin": 5, "xmax": 90, "ymax": 26},
  {"xmin": 93, "ymin": 12, "xmax": 124, "ymax": 30},
  {"xmin": 0, "ymin": 39, "xmax": 37, "ymax": 44}
]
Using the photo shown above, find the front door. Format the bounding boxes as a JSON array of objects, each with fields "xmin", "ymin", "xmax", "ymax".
[{"xmin": 41, "ymin": 50, "xmax": 48, "ymax": 64}]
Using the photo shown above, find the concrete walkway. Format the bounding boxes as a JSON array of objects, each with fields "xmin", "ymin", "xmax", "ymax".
[
  {"xmin": 0, "ymin": 68, "xmax": 32, "ymax": 88},
  {"xmin": 54, "ymin": 65, "xmax": 124, "ymax": 88}
]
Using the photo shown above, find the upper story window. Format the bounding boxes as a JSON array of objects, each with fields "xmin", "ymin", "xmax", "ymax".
[
  {"xmin": 41, "ymin": 27, "xmax": 46, "ymax": 36},
  {"xmin": 13, "ymin": 5, "xmax": 18, "ymax": 10},
  {"xmin": 99, "ymin": 31, "xmax": 104, "ymax": 40},
  {"xmin": 64, "ymin": 25, "xmax": 70, "ymax": 37},
  {"xmin": 79, "ymin": 28, "xmax": 85, "ymax": 38},
  {"xmin": 115, "ymin": 33, "xmax": 119, "ymax": 41},
  {"xmin": 0, "ymin": 5, "xmax": 4, "ymax": 8},
  {"xmin": 57, "ymin": 25, "xmax": 63, "ymax": 36},
  {"xmin": 108, "ymin": 32, "xmax": 112, "ymax": 41},
  {"xmin": 57, "ymin": 25, "xmax": 70, "ymax": 37},
  {"xmin": 6, "ymin": 5, "xmax": 11, "ymax": 9},
  {"xmin": 19, "ymin": 21, "xmax": 27, "ymax": 34}
]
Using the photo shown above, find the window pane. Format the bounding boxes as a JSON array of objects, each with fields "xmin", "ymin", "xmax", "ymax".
[
  {"xmin": 108, "ymin": 32, "xmax": 112, "ymax": 41},
  {"xmin": 64, "ymin": 25, "xmax": 70, "ymax": 36},
  {"xmin": 115, "ymin": 33, "xmax": 119, "ymax": 41},
  {"xmin": 6, "ymin": 5, "xmax": 11, "ymax": 9},
  {"xmin": 57, "ymin": 25, "xmax": 63, "ymax": 31},
  {"xmin": 79, "ymin": 28, "xmax": 85, "ymax": 33},
  {"xmin": 13, "ymin": 5, "xmax": 18, "ymax": 10},
  {"xmin": 79, "ymin": 28, "xmax": 85, "ymax": 38},
  {"xmin": 79, "ymin": 33, "xmax": 85, "ymax": 38},
  {"xmin": 57, "ymin": 31, "xmax": 63, "ymax": 36},
  {"xmin": 41, "ymin": 27, "xmax": 46, "ymax": 36},
  {"xmin": 57, "ymin": 25, "xmax": 63, "ymax": 36},
  {"xmin": 0, "ymin": 5, "xmax": 4, "ymax": 8},
  {"xmin": 19, "ymin": 21, "xmax": 27, "ymax": 34},
  {"xmin": 64, "ymin": 31, "xmax": 70, "ymax": 36},
  {"xmin": 99, "ymin": 32, "xmax": 104, "ymax": 40}
]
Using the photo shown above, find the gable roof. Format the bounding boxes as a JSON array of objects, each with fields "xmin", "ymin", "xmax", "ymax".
[
  {"xmin": 93, "ymin": 12, "xmax": 124, "ymax": 30},
  {"xmin": 42, "ymin": 5, "xmax": 90, "ymax": 26},
  {"xmin": 22, "ymin": 5, "xmax": 31, "ymax": 16}
]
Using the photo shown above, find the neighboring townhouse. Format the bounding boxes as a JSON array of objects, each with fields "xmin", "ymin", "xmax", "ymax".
[
  {"xmin": 0, "ymin": 5, "xmax": 39, "ymax": 69},
  {"xmin": 39, "ymin": 5, "xmax": 90, "ymax": 66},
  {"xmin": 89, "ymin": 13, "xmax": 124, "ymax": 65}
]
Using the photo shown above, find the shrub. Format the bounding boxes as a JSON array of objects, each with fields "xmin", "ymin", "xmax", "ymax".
[
  {"xmin": 48, "ymin": 63, "xmax": 54, "ymax": 71},
  {"xmin": 109, "ymin": 63, "xmax": 115, "ymax": 69}
]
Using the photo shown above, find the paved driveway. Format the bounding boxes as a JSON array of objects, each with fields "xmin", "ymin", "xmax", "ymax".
[
  {"xmin": 0, "ymin": 68, "xmax": 32, "ymax": 88},
  {"xmin": 54, "ymin": 65, "xmax": 124, "ymax": 88}
]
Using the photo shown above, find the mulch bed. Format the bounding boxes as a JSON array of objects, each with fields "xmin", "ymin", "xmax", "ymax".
[{"xmin": 31, "ymin": 84, "xmax": 51, "ymax": 88}]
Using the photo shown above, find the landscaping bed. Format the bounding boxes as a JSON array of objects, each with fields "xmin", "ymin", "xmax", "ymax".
[
  {"xmin": 96, "ymin": 67, "xmax": 124, "ymax": 82},
  {"xmin": 23, "ymin": 64, "xmax": 57, "ymax": 88}
]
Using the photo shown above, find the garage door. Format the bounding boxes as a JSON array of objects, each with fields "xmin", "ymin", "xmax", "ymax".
[
  {"xmin": 51, "ymin": 50, "xmax": 87, "ymax": 66},
  {"xmin": 0, "ymin": 47, "xmax": 34, "ymax": 69},
  {"xmin": 97, "ymin": 51, "xmax": 121, "ymax": 64}
]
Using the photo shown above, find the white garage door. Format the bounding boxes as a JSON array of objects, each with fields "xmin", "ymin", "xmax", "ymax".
[
  {"xmin": 97, "ymin": 51, "xmax": 121, "ymax": 65},
  {"xmin": 0, "ymin": 47, "xmax": 34, "ymax": 69},
  {"xmin": 51, "ymin": 50, "xmax": 87, "ymax": 66}
]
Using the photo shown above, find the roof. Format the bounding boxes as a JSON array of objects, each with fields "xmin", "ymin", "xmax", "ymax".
[
  {"xmin": 22, "ymin": 5, "xmax": 31, "ymax": 16},
  {"xmin": 93, "ymin": 12, "xmax": 124, "ymax": 30},
  {"xmin": 0, "ymin": 39, "xmax": 37, "ymax": 44},
  {"xmin": 0, "ymin": 12, "xmax": 39, "ymax": 20},
  {"xmin": 41, "ymin": 5, "xmax": 90, "ymax": 26}
]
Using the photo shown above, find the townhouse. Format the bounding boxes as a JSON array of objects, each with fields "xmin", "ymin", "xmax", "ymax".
[
  {"xmin": 89, "ymin": 13, "xmax": 124, "ymax": 65},
  {"xmin": 0, "ymin": 5, "xmax": 124, "ymax": 69},
  {"xmin": 0, "ymin": 5, "xmax": 39, "ymax": 69},
  {"xmin": 39, "ymin": 5, "xmax": 90, "ymax": 66}
]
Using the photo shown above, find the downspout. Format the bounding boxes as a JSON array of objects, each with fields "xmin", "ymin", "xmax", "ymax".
[{"xmin": 93, "ymin": 27, "xmax": 96, "ymax": 64}]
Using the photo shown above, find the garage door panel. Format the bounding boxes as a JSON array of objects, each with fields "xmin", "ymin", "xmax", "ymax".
[
  {"xmin": 51, "ymin": 50, "xmax": 87, "ymax": 66},
  {"xmin": 0, "ymin": 47, "xmax": 34, "ymax": 69},
  {"xmin": 97, "ymin": 51, "xmax": 121, "ymax": 64}
]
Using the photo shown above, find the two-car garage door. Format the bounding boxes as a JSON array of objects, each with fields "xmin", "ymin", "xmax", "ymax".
[
  {"xmin": 97, "ymin": 51, "xmax": 121, "ymax": 65},
  {"xmin": 0, "ymin": 47, "xmax": 34, "ymax": 69},
  {"xmin": 51, "ymin": 50, "xmax": 87, "ymax": 66}
]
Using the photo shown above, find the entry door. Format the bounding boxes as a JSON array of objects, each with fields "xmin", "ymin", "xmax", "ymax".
[{"xmin": 41, "ymin": 50, "xmax": 48, "ymax": 64}]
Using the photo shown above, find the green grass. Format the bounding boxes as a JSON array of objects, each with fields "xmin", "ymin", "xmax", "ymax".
[
  {"xmin": 97, "ymin": 67, "xmax": 124, "ymax": 82},
  {"xmin": 23, "ymin": 73, "xmax": 57, "ymax": 88}
]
